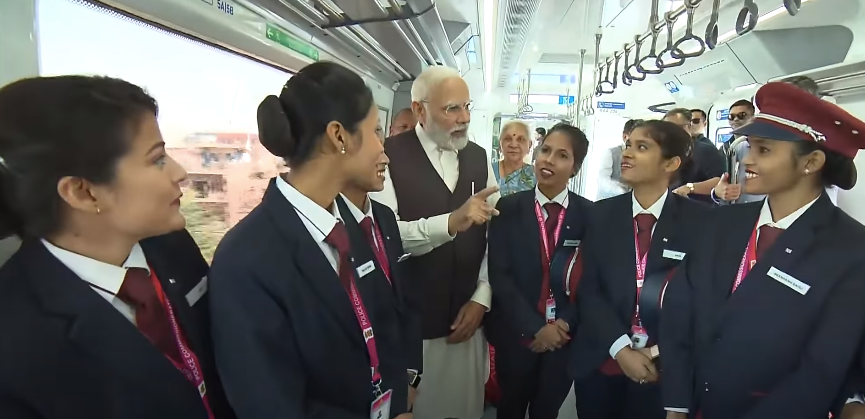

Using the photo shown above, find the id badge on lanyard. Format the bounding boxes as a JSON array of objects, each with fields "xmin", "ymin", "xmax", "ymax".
[
  {"xmin": 346, "ymin": 276, "xmax": 393, "ymax": 419},
  {"xmin": 630, "ymin": 221, "xmax": 649, "ymax": 349},
  {"xmin": 535, "ymin": 201, "xmax": 566, "ymax": 324}
]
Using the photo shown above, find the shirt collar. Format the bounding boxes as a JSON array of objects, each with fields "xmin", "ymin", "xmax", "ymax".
[
  {"xmin": 276, "ymin": 175, "xmax": 341, "ymax": 242},
  {"xmin": 632, "ymin": 190, "xmax": 668, "ymax": 219},
  {"xmin": 535, "ymin": 186, "xmax": 570, "ymax": 208},
  {"xmin": 340, "ymin": 193, "xmax": 374, "ymax": 223},
  {"xmin": 41, "ymin": 239, "xmax": 149, "ymax": 296},
  {"xmin": 756, "ymin": 195, "xmax": 820, "ymax": 230}
]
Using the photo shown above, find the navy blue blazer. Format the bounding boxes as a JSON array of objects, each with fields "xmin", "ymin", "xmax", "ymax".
[
  {"xmin": 0, "ymin": 231, "xmax": 234, "ymax": 419},
  {"xmin": 661, "ymin": 194, "xmax": 865, "ymax": 419},
  {"xmin": 569, "ymin": 192, "xmax": 708, "ymax": 380},
  {"xmin": 486, "ymin": 189, "xmax": 593, "ymax": 366},
  {"xmin": 335, "ymin": 195, "xmax": 423, "ymax": 373},
  {"xmin": 209, "ymin": 179, "xmax": 410, "ymax": 419}
]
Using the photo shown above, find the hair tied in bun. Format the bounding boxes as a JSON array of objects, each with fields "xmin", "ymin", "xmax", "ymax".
[{"xmin": 257, "ymin": 95, "xmax": 297, "ymax": 159}]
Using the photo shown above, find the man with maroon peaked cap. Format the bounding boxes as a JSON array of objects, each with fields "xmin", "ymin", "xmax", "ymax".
[{"xmin": 660, "ymin": 82, "xmax": 865, "ymax": 419}]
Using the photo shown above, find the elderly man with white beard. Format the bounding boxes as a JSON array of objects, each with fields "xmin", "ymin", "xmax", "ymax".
[{"xmin": 371, "ymin": 65, "xmax": 500, "ymax": 419}]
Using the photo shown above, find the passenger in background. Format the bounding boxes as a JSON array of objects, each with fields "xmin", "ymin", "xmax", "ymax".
[
  {"xmin": 570, "ymin": 120, "xmax": 706, "ymax": 419},
  {"xmin": 0, "ymin": 76, "xmax": 233, "ymax": 419},
  {"xmin": 390, "ymin": 108, "xmax": 417, "ymax": 137},
  {"xmin": 487, "ymin": 124, "xmax": 592, "ymax": 419},
  {"xmin": 208, "ymin": 62, "xmax": 412, "ymax": 419},
  {"xmin": 372, "ymin": 65, "xmax": 499, "ymax": 419},
  {"xmin": 597, "ymin": 119, "xmax": 641, "ymax": 200},
  {"xmin": 661, "ymin": 82, "xmax": 865, "ymax": 419},
  {"xmin": 532, "ymin": 127, "xmax": 547, "ymax": 162},
  {"xmin": 493, "ymin": 120, "xmax": 536, "ymax": 196},
  {"xmin": 336, "ymin": 132, "xmax": 423, "ymax": 411},
  {"xmin": 664, "ymin": 108, "xmax": 726, "ymax": 204}
]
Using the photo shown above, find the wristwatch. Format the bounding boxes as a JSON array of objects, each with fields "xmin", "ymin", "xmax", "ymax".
[
  {"xmin": 650, "ymin": 345, "xmax": 660, "ymax": 360},
  {"xmin": 409, "ymin": 371, "xmax": 422, "ymax": 388}
]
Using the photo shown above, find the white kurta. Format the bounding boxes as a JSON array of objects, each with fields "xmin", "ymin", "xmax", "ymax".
[{"xmin": 371, "ymin": 124, "xmax": 499, "ymax": 419}]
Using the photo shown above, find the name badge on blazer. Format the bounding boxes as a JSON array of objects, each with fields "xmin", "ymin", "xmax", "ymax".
[
  {"xmin": 357, "ymin": 260, "xmax": 376, "ymax": 278},
  {"xmin": 185, "ymin": 276, "xmax": 208, "ymax": 307},
  {"xmin": 767, "ymin": 266, "xmax": 810, "ymax": 295},
  {"xmin": 662, "ymin": 250, "xmax": 686, "ymax": 260},
  {"xmin": 563, "ymin": 239, "xmax": 581, "ymax": 247},
  {"xmin": 397, "ymin": 253, "xmax": 411, "ymax": 262}
]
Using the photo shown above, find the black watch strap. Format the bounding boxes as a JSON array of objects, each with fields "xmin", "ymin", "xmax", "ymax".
[{"xmin": 409, "ymin": 373, "xmax": 422, "ymax": 388}]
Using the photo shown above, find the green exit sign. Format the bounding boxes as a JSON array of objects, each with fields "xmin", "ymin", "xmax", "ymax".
[{"xmin": 266, "ymin": 24, "xmax": 319, "ymax": 62}]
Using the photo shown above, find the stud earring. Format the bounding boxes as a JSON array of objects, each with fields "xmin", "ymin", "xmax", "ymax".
[
  {"xmin": 95, "ymin": 206, "xmax": 101, "ymax": 215},
  {"xmin": 804, "ymin": 169, "xmax": 810, "ymax": 174},
  {"xmin": 340, "ymin": 146, "xmax": 346, "ymax": 154}
]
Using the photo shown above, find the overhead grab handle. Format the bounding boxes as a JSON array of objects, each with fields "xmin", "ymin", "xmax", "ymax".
[
  {"xmin": 784, "ymin": 0, "xmax": 802, "ymax": 16},
  {"xmin": 622, "ymin": 44, "xmax": 635, "ymax": 86},
  {"xmin": 704, "ymin": 0, "xmax": 722, "ymax": 49},
  {"xmin": 636, "ymin": 0, "xmax": 663, "ymax": 75},
  {"xmin": 596, "ymin": 59, "xmax": 615, "ymax": 95},
  {"xmin": 735, "ymin": 0, "xmax": 759, "ymax": 35},
  {"xmin": 627, "ymin": 37, "xmax": 649, "ymax": 81},
  {"xmin": 656, "ymin": 11, "xmax": 686, "ymax": 69},
  {"xmin": 670, "ymin": 0, "xmax": 706, "ymax": 59},
  {"xmin": 611, "ymin": 52, "xmax": 622, "ymax": 90}
]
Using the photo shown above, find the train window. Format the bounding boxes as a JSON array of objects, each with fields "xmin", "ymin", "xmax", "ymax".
[{"xmin": 37, "ymin": 0, "xmax": 293, "ymax": 261}]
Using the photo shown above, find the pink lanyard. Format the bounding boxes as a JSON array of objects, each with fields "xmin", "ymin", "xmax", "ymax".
[
  {"xmin": 534, "ymin": 200, "xmax": 566, "ymax": 297},
  {"xmin": 632, "ymin": 220, "xmax": 649, "ymax": 322},
  {"xmin": 731, "ymin": 223, "xmax": 760, "ymax": 293},
  {"xmin": 153, "ymin": 273, "xmax": 214, "ymax": 419},
  {"xmin": 346, "ymin": 274, "xmax": 385, "ymax": 396},
  {"xmin": 369, "ymin": 221, "xmax": 391, "ymax": 283}
]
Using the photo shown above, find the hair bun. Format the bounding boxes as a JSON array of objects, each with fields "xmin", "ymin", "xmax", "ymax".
[{"xmin": 257, "ymin": 95, "xmax": 297, "ymax": 159}]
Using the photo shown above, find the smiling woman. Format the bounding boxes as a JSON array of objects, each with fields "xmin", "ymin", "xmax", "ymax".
[{"xmin": 494, "ymin": 120, "xmax": 537, "ymax": 196}]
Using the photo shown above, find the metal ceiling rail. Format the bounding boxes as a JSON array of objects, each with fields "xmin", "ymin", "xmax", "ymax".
[
  {"xmin": 236, "ymin": 0, "xmax": 404, "ymax": 79},
  {"xmin": 313, "ymin": 0, "xmax": 413, "ymax": 78},
  {"xmin": 386, "ymin": 0, "xmax": 437, "ymax": 64}
]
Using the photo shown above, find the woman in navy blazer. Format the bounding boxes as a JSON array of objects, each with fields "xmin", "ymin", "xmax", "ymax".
[
  {"xmin": 0, "ymin": 76, "xmax": 233, "ymax": 419},
  {"xmin": 570, "ymin": 120, "xmax": 707, "ymax": 419},
  {"xmin": 487, "ymin": 123, "xmax": 593, "ymax": 419},
  {"xmin": 208, "ymin": 62, "xmax": 413, "ymax": 419},
  {"xmin": 661, "ymin": 83, "xmax": 865, "ymax": 419}
]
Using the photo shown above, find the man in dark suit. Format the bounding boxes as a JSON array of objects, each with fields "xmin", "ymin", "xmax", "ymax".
[{"xmin": 0, "ymin": 230, "xmax": 234, "ymax": 419}]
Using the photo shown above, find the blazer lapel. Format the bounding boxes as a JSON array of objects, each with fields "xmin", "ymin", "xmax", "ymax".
[
  {"xmin": 611, "ymin": 195, "xmax": 639, "ymax": 311},
  {"xmin": 554, "ymin": 193, "xmax": 586, "ymax": 250},
  {"xmin": 371, "ymin": 202, "xmax": 403, "ymax": 296},
  {"xmin": 23, "ymin": 241, "xmax": 201, "ymax": 407},
  {"xmin": 713, "ymin": 201, "xmax": 763, "ymax": 324},
  {"xmin": 260, "ymin": 180, "xmax": 360, "ymax": 343},
  {"xmin": 520, "ymin": 192, "xmax": 543, "ymax": 277},
  {"xmin": 762, "ymin": 194, "xmax": 833, "ymax": 276}
]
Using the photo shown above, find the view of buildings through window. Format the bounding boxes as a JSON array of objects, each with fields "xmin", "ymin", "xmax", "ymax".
[{"xmin": 38, "ymin": 0, "xmax": 292, "ymax": 261}]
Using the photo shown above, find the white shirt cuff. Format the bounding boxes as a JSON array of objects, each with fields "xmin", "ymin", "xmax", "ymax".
[
  {"xmin": 407, "ymin": 369, "xmax": 419, "ymax": 375},
  {"xmin": 428, "ymin": 213, "xmax": 456, "ymax": 247},
  {"xmin": 471, "ymin": 281, "xmax": 492, "ymax": 311},
  {"xmin": 665, "ymin": 408, "xmax": 689, "ymax": 413},
  {"xmin": 846, "ymin": 394, "xmax": 865, "ymax": 404},
  {"xmin": 609, "ymin": 334, "xmax": 632, "ymax": 359}
]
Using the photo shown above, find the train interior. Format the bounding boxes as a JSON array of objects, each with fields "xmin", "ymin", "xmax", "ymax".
[{"xmin": 0, "ymin": 0, "xmax": 864, "ymax": 415}]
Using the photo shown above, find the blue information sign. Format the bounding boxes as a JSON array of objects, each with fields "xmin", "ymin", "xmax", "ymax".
[{"xmin": 597, "ymin": 101, "xmax": 626, "ymax": 110}]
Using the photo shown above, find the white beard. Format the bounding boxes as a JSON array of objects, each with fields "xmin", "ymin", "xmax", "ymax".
[{"xmin": 424, "ymin": 116, "xmax": 469, "ymax": 151}]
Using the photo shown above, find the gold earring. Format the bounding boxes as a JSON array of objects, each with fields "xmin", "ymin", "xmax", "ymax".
[{"xmin": 340, "ymin": 146, "xmax": 346, "ymax": 154}]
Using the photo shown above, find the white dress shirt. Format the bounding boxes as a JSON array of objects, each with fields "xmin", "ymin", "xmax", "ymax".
[
  {"xmin": 340, "ymin": 194, "xmax": 379, "ymax": 250},
  {"xmin": 609, "ymin": 190, "xmax": 669, "ymax": 360},
  {"xmin": 535, "ymin": 186, "xmax": 569, "ymax": 218},
  {"xmin": 42, "ymin": 239, "xmax": 150, "ymax": 325},
  {"xmin": 276, "ymin": 176, "xmax": 343, "ymax": 272},
  {"xmin": 371, "ymin": 124, "xmax": 500, "ymax": 309},
  {"xmin": 666, "ymin": 194, "xmax": 820, "ymax": 413}
]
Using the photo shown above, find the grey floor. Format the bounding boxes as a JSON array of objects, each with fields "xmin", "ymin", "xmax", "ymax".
[{"xmin": 480, "ymin": 383, "xmax": 578, "ymax": 419}]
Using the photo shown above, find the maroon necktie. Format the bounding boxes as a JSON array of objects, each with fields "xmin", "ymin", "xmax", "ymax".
[
  {"xmin": 325, "ymin": 221, "xmax": 353, "ymax": 289},
  {"xmin": 756, "ymin": 225, "xmax": 784, "ymax": 259},
  {"xmin": 359, "ymin": 216, "xmax": 391, "ymax": 283},
  {"xmin": 117, "ymin": 268, "xmax": 181, "ymax": 362},
  {"xmin": 634, "ymin": 213, "xmax": 657, "ymax": 258},
  {"xmin": 543, "ymin": 203, "xmax": 564, "ymax": 253}
]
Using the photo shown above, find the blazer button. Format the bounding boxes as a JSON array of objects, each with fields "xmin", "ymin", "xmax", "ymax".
[{"xmin": 704, "ymin": 382, "xmax": 710, "ymax": 392}]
